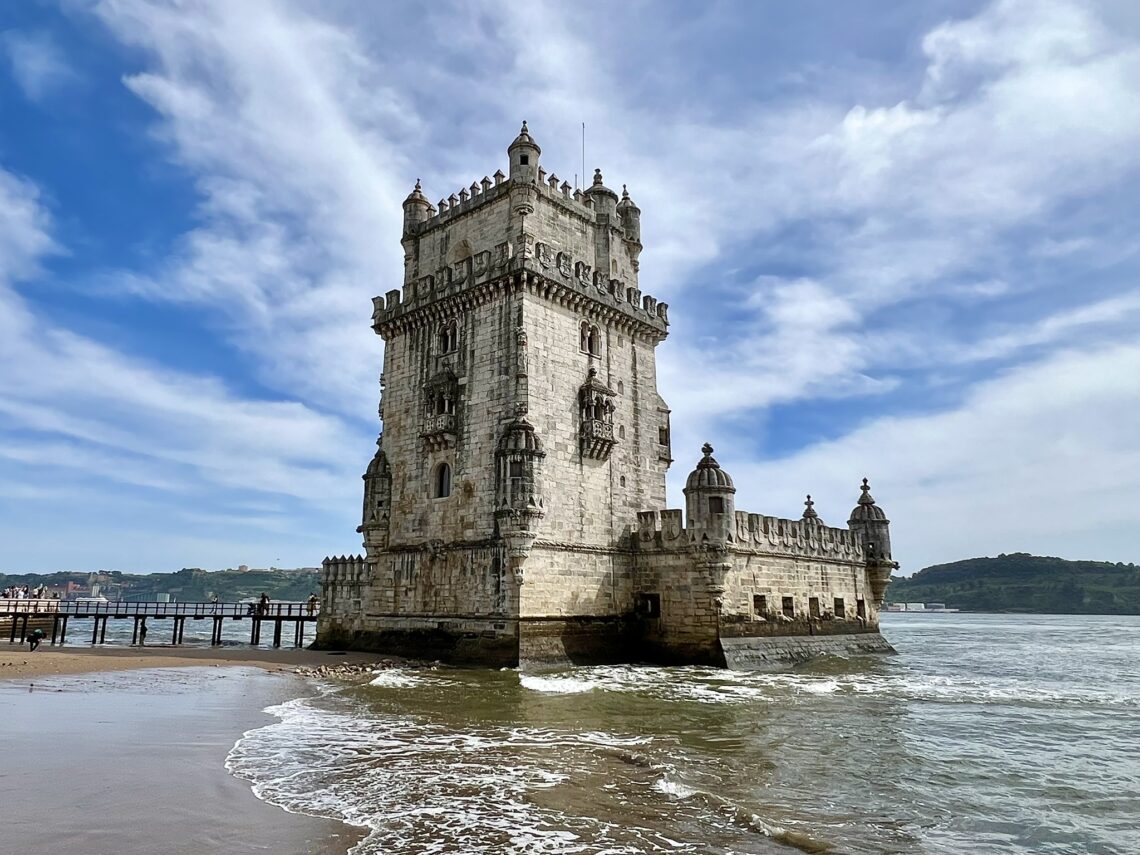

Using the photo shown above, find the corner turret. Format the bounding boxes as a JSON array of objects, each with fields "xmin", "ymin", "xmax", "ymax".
[
  {"xmin": 684, "ymin": 443, "xmax": 736, "ymax": 544},
  {"xmin": 848, "ymin": 478, "xmax": 891, "ymax": 559},
  {"xmin": 508, "ymin": 121, "xmax": 541, "ymax": 183},
  {"xmin": 848, "ymin": 478, "xmax": 897, "ymax": 606},
  {"xmin": 584, "ymin": 168, "xmax": 619, "ymax": 218},
  {"xmin": 617, "ymin": 184, "xmax": 642, "ymax": 270},
  {"xmin": 402, "ymin": 179, "xmax": 431, "ymax": 235}
]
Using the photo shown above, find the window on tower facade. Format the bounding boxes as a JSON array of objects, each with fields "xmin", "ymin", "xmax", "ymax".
[
  {"xmin": 438, "ymin": 320, "xmax": 458, "ymax": 354},
  {"xmin": 579, "ymin": 321, "xmax": 600, "ymax": 357},
  {"xmin": 433, "ymin": 462, "xmax": 452, "ymax": 498}
]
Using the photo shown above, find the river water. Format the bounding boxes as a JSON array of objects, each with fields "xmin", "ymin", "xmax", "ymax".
[{"xmin": 227, "ymin": 614, "xmax": 1140, "ymax": 854}]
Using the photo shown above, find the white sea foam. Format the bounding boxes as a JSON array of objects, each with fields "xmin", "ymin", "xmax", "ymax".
[
  {"xmin": 520, "ymin": 674, "xmax": 600, "ymax": 694},
  {"xmin": 654, "ymin": 777, "xmax": 699, "ymax": 799},
  {"xmin": 367, "ymin": 670, "xmax": 424, "ymax": 688}
]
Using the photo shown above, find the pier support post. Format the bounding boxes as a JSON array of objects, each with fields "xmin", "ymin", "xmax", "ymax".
[
  {"xmin": 51, "ymin": 615, "xmax": 60, "ymax": 645},
  {"xmin": 99, "ymin": 616, "xmax": 108, "ymax": 644},
  {"xmin": 272, "ymin": 619, "xmax": 282, "ymax": 648},
  {"xmin": 60, "ymin": 616, "xmax": 68, "ymax": 645}
]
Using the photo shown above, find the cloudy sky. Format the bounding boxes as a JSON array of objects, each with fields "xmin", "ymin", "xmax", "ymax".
[{"xmin": 1, "ymin": 0, "xmax": 1137, "ymax": 573}]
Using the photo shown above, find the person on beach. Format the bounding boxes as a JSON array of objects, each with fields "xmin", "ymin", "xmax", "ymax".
[
  {"xmin": 28, "ymin": 628, "xmax": 45, "ymax": 651},
  {"xmin": 139, "ymin": 623, "xmax": 148, "ymax": 644},
  {"xmin": 306, "ymin": 594, "xmax": 318, "ymax": 616}
]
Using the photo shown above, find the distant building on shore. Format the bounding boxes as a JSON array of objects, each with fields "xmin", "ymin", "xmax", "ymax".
[{"xmin": 317, "ymin": 124, "xmax": 899, "ymax": 668}]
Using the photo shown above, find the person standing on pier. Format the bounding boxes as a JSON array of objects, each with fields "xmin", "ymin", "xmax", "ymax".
[
  {"xmin": 258, "ymin": 592, "xmax": 270, "ymax": 616},
  {"xmin": 306, "ymin": 594, "xmax": 318, "ymax": 616}
]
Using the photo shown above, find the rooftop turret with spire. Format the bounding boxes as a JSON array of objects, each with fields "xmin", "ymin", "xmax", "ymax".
[{"xmin": 508, "ymin": 120, "xmax": 541, "ymax": 183}]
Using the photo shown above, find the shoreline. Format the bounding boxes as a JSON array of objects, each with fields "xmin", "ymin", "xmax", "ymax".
[
  {"xmin": 0, "ymin": 645, "xmax": 391, "ymax": 854},
  {"xmin": 0, "ymin": 641, "xmax": 392, "ymax": 682}
]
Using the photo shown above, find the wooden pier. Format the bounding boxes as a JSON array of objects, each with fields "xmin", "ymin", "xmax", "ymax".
[{"xmin": 0, "ymin": 599, "xmax": 318, "ymax": 648}]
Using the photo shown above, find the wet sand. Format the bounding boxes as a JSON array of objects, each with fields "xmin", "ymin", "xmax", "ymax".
[
  {"xmin": 0, "ymin": 650, "xmax": 382, "ymax": 854},
  {"xmin": 0, "ymin": 642, "xmax": 388, "ymax": 681}
]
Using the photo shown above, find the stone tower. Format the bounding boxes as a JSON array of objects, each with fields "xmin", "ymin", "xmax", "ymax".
[
  {"xmin": 319, "ymin": 123, "xmax": 897, "ymax": 669},
  {"xmin": 320, "ymin": 123, "xmax": 673, "ymax": 664}
]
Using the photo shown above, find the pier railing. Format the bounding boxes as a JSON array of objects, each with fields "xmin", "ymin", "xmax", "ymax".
[
  {"xmin": 0, "ymin": 598, "xmax": 318, "ymax": 617},
  {"xmin": 2, "ymin": 598, "xmax": 320, "ymax": 647}
]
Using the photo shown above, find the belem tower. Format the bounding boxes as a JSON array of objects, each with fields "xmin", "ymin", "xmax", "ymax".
[{"xmin": 317, "ymin": 124, "xmax": 897, "ymax": 668}]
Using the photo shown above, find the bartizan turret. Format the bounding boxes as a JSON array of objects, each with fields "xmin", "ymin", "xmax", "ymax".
[
  {"xmin": 507, "ymin": 120, "xmax": 540, "ymax": 183},
  {"xmin": 848, "ymin": 478, "xmax": 897, "ymax": 607},
  {"xmin": 684, "ymin": 444, "xmax": 736, "ymax": 545},
  {"xmin": 494, "ymin": 417, "xmax": 546, "ymax": 587},
  {"xmin": 616, "ymin": 185, "xmax": 642, "ymax": 271}
]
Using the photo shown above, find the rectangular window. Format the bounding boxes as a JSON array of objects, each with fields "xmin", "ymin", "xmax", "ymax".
[
  {"xmin": 809, "ymin": 597, "xmax": 820, "ymax": 619},
  {"xmin": 753, "ymin": 594, "xmax": 767, "ymax": 615},
  {"xmin": 708, "ymin": 496, "xmax": 725, "ymax": 514},
  {"xmin": 834, "ymin": 597, "xmax": 845, "ymax": 619},
  {"xmin": 636, "ymin": 592, "xmax": 661, "ymax": 618},
  {"xmin": 782, "ymin": 596, "xmax": 794, "ymax": 618},
  {"xmin": 857, "ymin": 598, "xmax": 867, "ymax": 620}
]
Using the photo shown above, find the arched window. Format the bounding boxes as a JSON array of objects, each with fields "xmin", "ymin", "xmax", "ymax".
[
  {"xmin": 580, "ymin": 321, "xmax": 591, "ymax": 353},
  {"xmin": 587, "ymin": 325, "xmax": 600, "ymax": 357},
  {"xmin": 438, "ymin": 321, "xmax": 458, "ymax": 354},
  {"xmin": 434, "ymin": 462, "xmax": 452, "ymax": 498}
]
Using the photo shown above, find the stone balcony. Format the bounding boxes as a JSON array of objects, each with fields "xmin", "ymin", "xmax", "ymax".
[
  {"xmin": 580, "ymin": 419, "xmax": 616, "ymax": 460},
  {"xmin": 422, "ymin": 413, "xmax": 457, "ymax": 451}
]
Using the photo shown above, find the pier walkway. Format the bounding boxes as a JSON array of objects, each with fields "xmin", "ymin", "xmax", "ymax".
[{"xmin": 0, "ymin": 599, "xmax": 319, "ymax": 648}]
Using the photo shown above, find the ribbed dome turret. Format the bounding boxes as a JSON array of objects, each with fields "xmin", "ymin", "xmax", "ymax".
[
  {"xmin": 585, "ymin": 168, "xmax": 619, "ymax": 216},
  {"xmin": 498, "ymin": 417, "xmax": 545, "ymax": 456},
  {"xmin": 685, "ymin": 443, "xmax": 736, "ymax": 493},
  {"xmin": 802, "ymin": 494, "xmax": 822, "ymax": 525},
  {"xmin": 507, "ymin": 120, "xmax": 541, "ymax": 155},
  {"xmin": 848, "ymin": 478, "xmax": 888, "ymax": 523},
  {"xmin": 402, "ymin": 179, "xmax": 432, "ymax": 233},
  {"xmin": 403, "ymin": 179, "xmax": 429, "ymax": 207}
]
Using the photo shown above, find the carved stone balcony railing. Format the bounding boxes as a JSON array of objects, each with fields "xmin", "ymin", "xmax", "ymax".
[
  {"xmin": 422, "ymin": 413, "xmax": 457, "ymax": 451},
  {"xmin": 580, "ymin": 418, "xmax": 616, "ymax": 460}
]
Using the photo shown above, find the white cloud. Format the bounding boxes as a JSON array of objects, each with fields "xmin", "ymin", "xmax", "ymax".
[
  {"xmin": 0, "ymin": 162, "xmax": 365, "ymax": 570},
  {"xmin": 2, "ymin": 0, "xmax": 1138, "ymax": 572},
  {"xmin": 723, "ymin": 342, "xmax": 1140, "ymax": 570},
  {"xmin": 1, "ymin": 30, "xmax": 78, "ymax": 102}
]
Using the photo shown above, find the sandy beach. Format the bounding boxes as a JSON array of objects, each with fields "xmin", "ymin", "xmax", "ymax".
[
  {"xmin": 0, "ymin": 641, "xmax": 389, "ymax": 681},
  {"xmin": 0, "ymin": 645, "xmax": 390, "ymax": 854}
]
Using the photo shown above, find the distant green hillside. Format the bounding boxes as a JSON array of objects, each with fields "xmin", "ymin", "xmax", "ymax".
[
  {"xmin": 0, "ymin": 567, "xmax": 321, "ymax": 602},
  {"xmin": 888, "ymin": 553, "xmax": 1140, "ymax": 614}
]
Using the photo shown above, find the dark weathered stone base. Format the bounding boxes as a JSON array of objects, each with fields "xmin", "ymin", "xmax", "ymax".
[
  {"xmin": 314, "ymin": 617, "xmax": 519, "ymax": 667},
  {"xmin": 518, "ymin": 616, "xmax": 634, "ymax": 668},
  {"xmin": 719, "ymin": 632, "xmax": 896, "ymax": 671},
  {"xmin": 316, "ymin": 617, "xmax": 896, "ymax": 671}
]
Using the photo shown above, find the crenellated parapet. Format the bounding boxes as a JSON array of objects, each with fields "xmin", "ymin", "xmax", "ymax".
[
  {"xmin": 375, "ymin": 123, "xmax": 668, "ymax": 345},
  {"xmin": 320, "ymin": 554, "xmax": 368, "ymax": 586},
  {"xmin": 635, "ymin": 508, "xmax": 865, "ymax": 562},
  {"xmin": 372, "ymin": 245, "xmax": 668, "ymax": 341}
]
